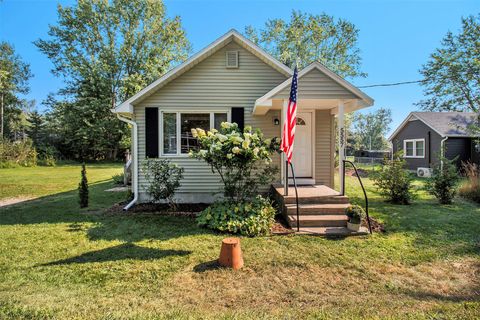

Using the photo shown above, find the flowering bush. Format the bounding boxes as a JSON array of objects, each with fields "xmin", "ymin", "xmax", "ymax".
[
  {"xmin": 189, "ymin": 122, "xmax": 280, "ymax": 201},
  {"xmin": 196, "ymin": 196, "xmax": 276, "ymax": 236}
]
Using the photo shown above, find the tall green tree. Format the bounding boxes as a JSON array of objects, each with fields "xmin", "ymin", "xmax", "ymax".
[
  {"xmin": 245, "ymin": 10, "xmax": 365, "ymax": 77},
  {"xmin": 35, "ymin": 0, "xmax": 190, "ymax": 160},
  {"xmin": 0, "ymin": 42, "xmax": 33, "ymax": 139},
  {"xmin": 418, "ymin": 14, "xmax": 480, "ymax": 114},
  {"xmin": 351, "ymin": 107, "xmax": 392, "ymax": 151},
  {"xmin": 26, "ymin": 110, "xmax": 45, "ymax": 147}
]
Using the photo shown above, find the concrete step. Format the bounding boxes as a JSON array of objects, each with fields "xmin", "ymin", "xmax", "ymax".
[
  {"xmin": 283, "ymin": 195, "xmax": 350, "ymax": 205},
  {"xmin": 287, "ymin": 214, "xmax": 348, "ymax": 227},
  {"xmin": 296, "ymin": 226, "xmax": 369, "ymax": 236},
  {"xmin": 285, "ymin": 203, "xmax": 350, "ymax": 215}
]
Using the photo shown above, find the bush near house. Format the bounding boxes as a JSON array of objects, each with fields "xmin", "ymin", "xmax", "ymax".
[
  {"xmin": 197, "ymin": 196, "xmax": 276, "ymax": 236},
  {"xmin": 191, "ymin": 122, "xmax": 279, "ymax": 236},
  {"xmin": 426, "ymin": 156, "xmax": 460, "ymax": 204},
  {"xmin": 141, "ymin": 159, "xmax": 184, "ymax": 209},
  {"xmin": 459, "ymin": 161, "xmax": 480, "ymax": 203},
  {"xmin": 372, "ymin": 152, "xmax": 414, "ymax": 204}
]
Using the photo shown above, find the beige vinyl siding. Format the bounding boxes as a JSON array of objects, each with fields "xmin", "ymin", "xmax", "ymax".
[
  {"xmin": 134, "ymin": 40, "xmax": 286, "ymax": 196},
  {"xmin": 315, "ymin": 110, "xmax": 335, "ymax": 187},
  {"xmin": 273, "ymin": 68, "xmax": 358, "ymax": 100}
]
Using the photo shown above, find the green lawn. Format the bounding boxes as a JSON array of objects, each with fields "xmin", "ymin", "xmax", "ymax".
[{"xmin": 0, "ymin": 163, "xmax": 479, "ymax": 319}]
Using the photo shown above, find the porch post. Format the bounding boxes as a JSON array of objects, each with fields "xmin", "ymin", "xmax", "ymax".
[{"xmin": 338, "ymin": 101, "xmax": 345, "ymax": 195}]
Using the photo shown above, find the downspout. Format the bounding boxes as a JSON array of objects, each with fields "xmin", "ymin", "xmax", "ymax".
[
  {"xmin": 116, "ymin": 113, "xmax": 138, "ymax": 211},
  {"xmin": 440, "ymin": 136, "xmax": 448, "ymax": 170}
]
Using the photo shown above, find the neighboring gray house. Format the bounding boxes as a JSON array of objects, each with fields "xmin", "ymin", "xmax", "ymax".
[
  {"xmin": 389, "ymin": 112, "xmax": 480, "ymax": 170},
  {"xmin": 113, "ymin": 29, "xmax": 374, "ymax": 209}
]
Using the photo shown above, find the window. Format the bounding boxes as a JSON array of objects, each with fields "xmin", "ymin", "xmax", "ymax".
[
  {"xmin": 163, "ymin": 113, "xmax": 177, "ymax": 154},
  {"xmin": 161, "ymin": 111, "xmax": 229, "ymax": 155},
  {"xmin": 181, "ymin": 113, "xmax": 209, "ymax": 153},
  {"xmin": 403, "ymin": 139, "xmax": 425, "ymax": 158}
]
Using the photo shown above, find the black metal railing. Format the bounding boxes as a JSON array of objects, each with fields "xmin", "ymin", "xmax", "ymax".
[
  {"xmin": 342, "ymin": 160, "xmax": 372, "ymax": 234},
  {"xmin": 284, "ymin": 161, "xmax": 300, "ymax": 232}
]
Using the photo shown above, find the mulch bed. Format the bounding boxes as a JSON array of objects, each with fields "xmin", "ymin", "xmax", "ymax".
[
  {"xmin": 105, "ymin": 202, "xmax": 208, "ymax": 218},
  {"xmin": 271, "ymin": 215, "xmax": 295, "ymax": 235},
  {"xmin": 363, "ymin": 217, "xmax": 386, "ymax": 233},
  {"xmin": 345, "ymin": 168, "xmax": 369, "ymax": 178}
]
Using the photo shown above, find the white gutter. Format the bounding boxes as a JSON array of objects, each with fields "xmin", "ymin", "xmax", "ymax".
[
  {"xmin": 116, "ymin": 113, "xmax": 138, "ymax": 210},
  {"xmin": 440, "ymin": 136, "xmax": 448, "ymax": 170}
]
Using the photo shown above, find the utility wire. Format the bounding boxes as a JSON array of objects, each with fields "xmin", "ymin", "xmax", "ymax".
[{"xmin": 357, "ymin": 79, "xmax": 426, "ymax": 88}]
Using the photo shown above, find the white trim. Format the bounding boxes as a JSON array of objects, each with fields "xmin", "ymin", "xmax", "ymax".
[
  {"xmin": 388, "ymin": 112, "xmax": 445, "ymax": 141},
  {"xmin": 403, "ymin": 138, "xmax": 425, "ymax": 158},
  {"xmin": 254, "ymin": 62, "xmax": 374, "ymax": 114},
  {"xmin": 160, "ymin": 109, "xmax": 230, "ymax": 157},
  {"xmin": 338, "ymin": 102, "xmax": 345, "ymax": 194},
  {"xmin": 114, "ymin": 29, "xmax": 292, "ymax": 114}
]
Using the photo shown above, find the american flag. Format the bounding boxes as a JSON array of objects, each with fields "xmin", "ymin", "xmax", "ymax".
[{"xmin": 281, "ymin": 66, "xmax": 298, "ymax": 163}]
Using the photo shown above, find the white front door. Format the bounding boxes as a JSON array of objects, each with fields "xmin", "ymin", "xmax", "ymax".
[{"xmin": 289, "ymin": 112, "xmax": 313, "ymax": 178}]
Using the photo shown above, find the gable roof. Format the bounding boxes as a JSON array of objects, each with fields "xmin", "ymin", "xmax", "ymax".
[
  {"xmin": 388, "ymin": 112, "xmax": 479, "ymax": 141},
  {"xmin": 114, "ymin": 29, "xmax": 293, "ymax": 114},
  {"xmin": 254, "ymin": 61, "xmax": 374, "ymax": 112}
]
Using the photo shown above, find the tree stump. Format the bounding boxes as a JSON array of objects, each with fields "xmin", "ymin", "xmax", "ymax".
[{"xmin": 218, "ymin": 237, "xmax": 243, "ymax": 270}]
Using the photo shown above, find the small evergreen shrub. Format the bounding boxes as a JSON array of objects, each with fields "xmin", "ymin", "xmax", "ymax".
[
  {"xmin": 345, "ymin": 205, "xmax": 366, "ymax": 224},
  {"xmin": 78, "ymin": 164, "xmax": 89, "ymax": 208},
  {"xmin": 142, "ymin": 159, "xmax": 184, "ymax": 209},
  {"xmin": 426, "ymin": 156, "xmax": 460, "ymax": 204},
  {"xmin": 196, "ymin": 196, "xmax": 276, "ymax": 237},
  {"xmin": 459, "ymin": 161, "xmax": 480, "ymax": 203},
  {"xmin": 372, "ymin": 152, "xmax": 414, "ymax": 204}
]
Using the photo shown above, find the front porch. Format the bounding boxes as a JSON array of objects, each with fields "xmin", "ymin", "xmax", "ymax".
[{"xmin": 272, "ymin": 184, "xmax": 369, "ymax": 236}]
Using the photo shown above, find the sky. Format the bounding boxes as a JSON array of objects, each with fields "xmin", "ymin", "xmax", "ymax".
[{"xmin": 1, "ymin": 0, "xmax": 479, "ymax": 136}]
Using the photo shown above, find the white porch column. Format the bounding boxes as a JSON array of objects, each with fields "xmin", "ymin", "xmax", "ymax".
[{"xmin": 338, "ymin": 101, "xmax": 345, "ymax": 195}]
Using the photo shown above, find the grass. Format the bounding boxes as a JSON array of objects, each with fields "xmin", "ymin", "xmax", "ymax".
[{"xmin": 0, "ymin": 163, "xmax": 479, "ymax": 319}]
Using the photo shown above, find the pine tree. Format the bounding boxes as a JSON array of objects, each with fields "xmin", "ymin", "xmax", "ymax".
[
  {"xmin": 78, "ymin": 164, "xmax": 88, "ymax": 208},
  {"xmin": 27, "ymin": 111, "xmax": 45, "ymax": 147}
]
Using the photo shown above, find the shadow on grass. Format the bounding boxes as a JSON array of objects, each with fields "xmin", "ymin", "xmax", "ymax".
[
  {"xmin": 0, "ymin": 181, "xmax": 124, "ymax": 225},
  {"xmin": 40, "ymin": 243, "xmax": 191, "ymax": 265},
  {"xmin": 193, "ymin": 259, "xmax": 222, "ymax": 273}
]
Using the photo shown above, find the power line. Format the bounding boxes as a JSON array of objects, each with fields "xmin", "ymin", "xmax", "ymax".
[{"xmin": 358, "ymin": 80, "xmax": 426, "ymax": 88}]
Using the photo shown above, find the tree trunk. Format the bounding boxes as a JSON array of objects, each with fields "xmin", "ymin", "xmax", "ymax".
[{"xmin": 1, "ymin": 93, "xmax": 4, "ymax": 139}]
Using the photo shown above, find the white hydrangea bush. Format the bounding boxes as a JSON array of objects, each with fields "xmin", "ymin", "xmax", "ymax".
[{"xmin": 189, "ymin": 122, "xmax": 280, "ymax": 201}]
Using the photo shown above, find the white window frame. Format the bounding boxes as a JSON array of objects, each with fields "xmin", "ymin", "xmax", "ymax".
[
  {"xmin": 403, "ymin": 138, "xmax": 425, "ymax": 158},
  {"xmin": 159, "ymin": 109, "xmax": 231, "ymax": 157}
]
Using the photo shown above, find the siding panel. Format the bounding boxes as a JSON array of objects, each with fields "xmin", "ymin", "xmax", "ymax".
[{"xmin": 274, "ymin": 68, "xmax": 357, "ymax": 100}]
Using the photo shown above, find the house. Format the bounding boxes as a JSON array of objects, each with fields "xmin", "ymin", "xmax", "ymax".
[
  {"xmin": 113, "ymin": 29, "xmax": 374, "ymax": 217},
  {"xmin": 388, "ymin": 112, "xmax": 480, "ymax": 171}
]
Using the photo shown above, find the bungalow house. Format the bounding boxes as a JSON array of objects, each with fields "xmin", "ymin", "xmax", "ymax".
[
  {"xmin": 388, "ymin": 112, "xmax": 480, "ymax": 171},
  {"xmin": 113, "ymin": 29, "xmax": 374, "ymax": 234}
]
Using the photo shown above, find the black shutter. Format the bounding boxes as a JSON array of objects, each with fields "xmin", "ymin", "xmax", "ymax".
[
  {"xmin": 145, "ymin": 107, "xmax": 159, "ymax": 158},
  {"xmin": 231, "ymin": 107, "xmax": 244, "ymax": 131}
]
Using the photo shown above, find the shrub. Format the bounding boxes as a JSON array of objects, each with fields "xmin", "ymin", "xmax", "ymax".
[
  {"xmin": 345, "ymin": 205, "xmax": 366, "ymax": 224},
  {"xmin": 189, "ymin": 122, "xmax": 280, "ymax": 202},
  {"xmin": 372, "ymin": 152, "xmax": 414, "ymax": 204},
  {"xmin": 141, "ymin": 159, "xmax": 184, "ymax": 209},
  {"xmin": 78, "ymin": 164, "xmax": 88, "ymax": 208},
  {"xmin": 197, "ymin": 196, "xmax": 276, "ymax": 237},
  {"xmin": 459, "ymin": 161, "xmax": 480, "ymax": 203},
  {"xmin": 425, "ymin": 156, "xmax": 460, "ymax": 204},
  {"xmin": 112, "ymin": 173, "xmax": 125, "ymax": 185},
  {"xmin": 37, "ymin": 146, "xmax": 57, "ymax": 166},
  {"xmin": 0, "ymin": 138, "xmax": 37, "ymax": 167}
]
